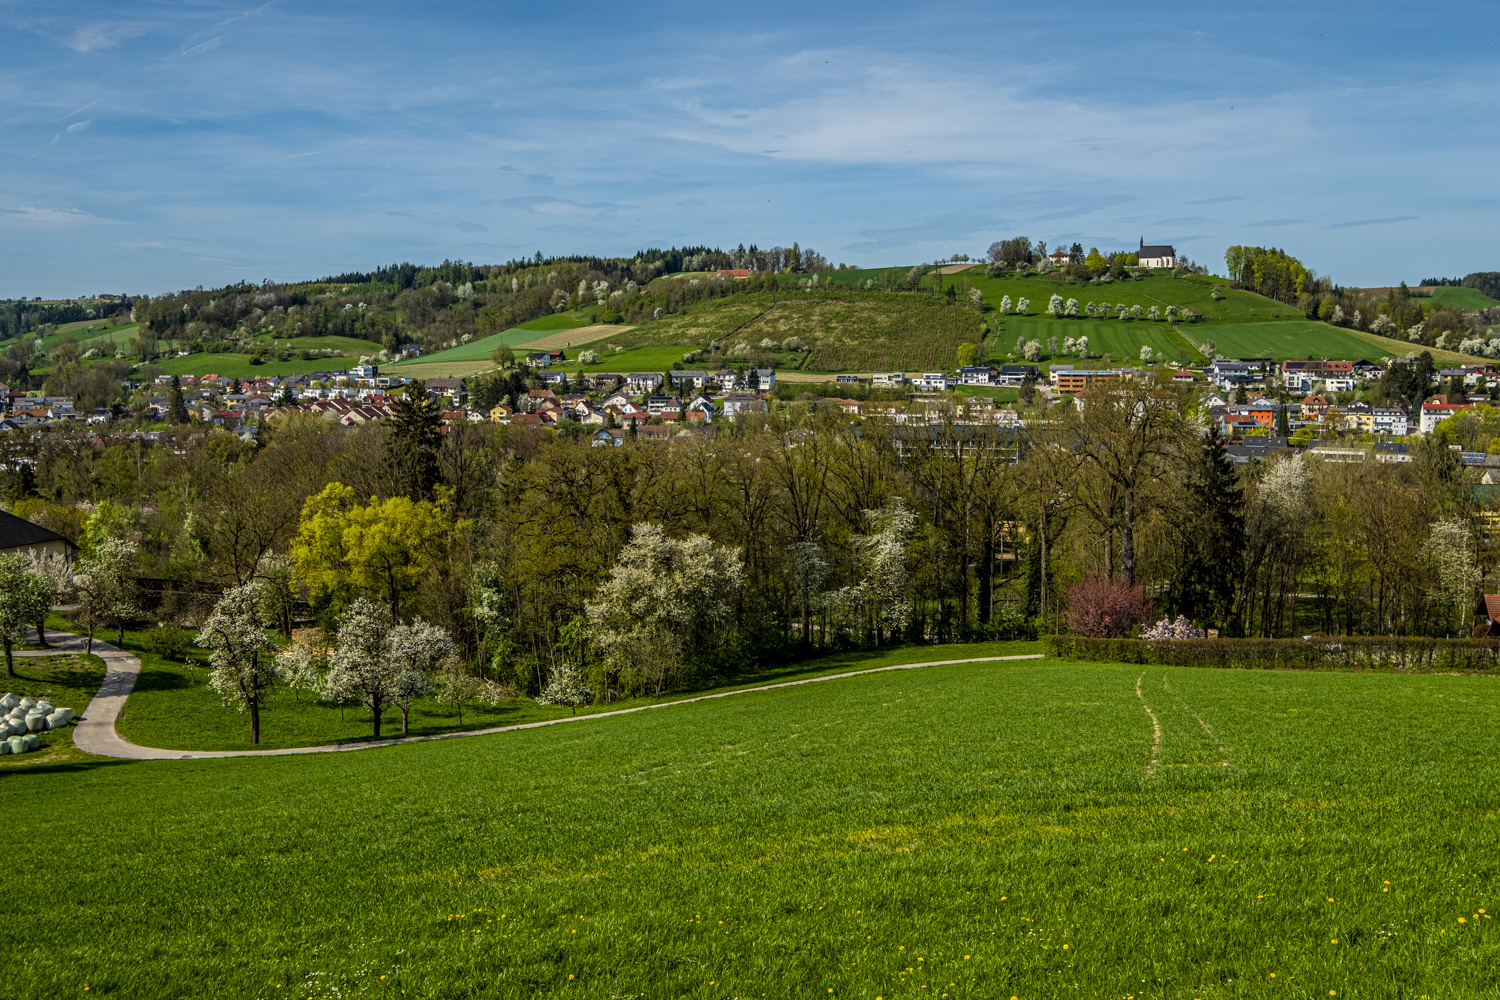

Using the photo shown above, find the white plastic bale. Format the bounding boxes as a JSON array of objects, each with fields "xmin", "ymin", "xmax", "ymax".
[
  {"xmin": 18, "ymin": 697, "xmax": 35, "ymax": 710},
  {"xmin": 22, "ymin": 734, "xmax": 38, "ymax": 752},
  {"xmin": 26, "ymin": 713, "xmax": 45, "ymax": 732},
  {"xmin": 0, "ymin": 693, "xmax": 16, "ymax": 710},
  {"xmin": 54, "ymin": 708, "xmax": 73, "ymax": 725},
  {"xmin": 6, "ymin": 736, "xmax": 23, "ymax": 754},
  {"xmin": 36, "ymin": 702, "xmax": 53, "ymax": 715}
]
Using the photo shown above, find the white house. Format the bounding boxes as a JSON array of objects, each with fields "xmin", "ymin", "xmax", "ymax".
[{"xmin": 1137, "ymin": 238, "xmax": 1176, "ymax": 269}]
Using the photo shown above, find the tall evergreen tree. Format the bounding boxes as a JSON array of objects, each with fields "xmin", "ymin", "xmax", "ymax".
[
  {"xmin": 1165, "ymin": 425, "xmax": 1244, "ymax": 631},
  {"xmin": 386, "ymin": 382, "xmax": 442, "ymax": 500},
  {"xmin": 168, "ymin": 376, "xmax": 190, "ymax": 425}
]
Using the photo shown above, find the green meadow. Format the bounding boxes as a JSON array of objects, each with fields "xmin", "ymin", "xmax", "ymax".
[
  {"xmin": 391, "ymin": 315, "xmax": 594, "ymax": 367},
  {"xmin": 1426, "ymin": 286, "xmax": 1500, "ymax": 310},
  {"xmin": 151, "ymin": 353, "xmax": 356, "ymax": 379},
  {"xmin": 8, "ymin": 655, "xmax": 1499, "ymax": 998}
]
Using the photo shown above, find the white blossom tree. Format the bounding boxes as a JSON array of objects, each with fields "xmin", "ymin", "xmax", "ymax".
[
  {"xmin": 278, "ymin": 645, "xmax": 321, "ymax": 702},
  {"xmin": 74, "ymin": 538, "xmax": 141, "ymax": 649},
  {"xmin": 324, "ymin": 598, "xmax": 402, "ymax": 738},
  {"xmin": 1140, "ymin": 345, "xmax": 1154, "ymax": 363},
  {"xmin": 198, "ymin": 583, "xmax": 281, "ymax": 744},
  {"xmin": 1047, "ymin": 336, "xmax": 1059, "ymax": 356},
  {"xmin": 1023, "ymin": 340, "xmax": 1041, "ymax": 362},
  {"xmin": 1076, "ymin": 335, "xmax": 1090, "ymax": 357},
  {"xmin": 25, "ymin": 549, "xmax": 71, "ymax": 648},
  {"xmin": 0, "ymin": 555, "xmax": 52, "ymax": 679},
  {"xmin": 585, "ymin": 524, "xmax": 744, "ymax": 697},
  {"xmin": 537, "ymin": 662, "xmax": 594, "ymax": 715},
  {"xmin": 1047, "ymin": 294, "xmax": 1065, "ymax": 317},
  {"xmin": 1148, "ymin": 305, "xmax": 1161, "ymax": 321},
  {"xmin": 1016, "ymin": 297, "xmax": 1030, "ymax": 315},
  {"xmin": 1015, "ymin": 336, "xmax": 1026, "ymax": 355},
  {"xmin": 387, "ymin": 619, "xmax": 455, "ymax": 733},
  {"xmin": 1064, "ymin": 298, "xmax": 1079, "ymax": 317},
  {"xmin": 999, "ymin": 295, "xmax": 1013, "ymax": 314},
  {"xmin": 839, "ymin": 499, "xmax": 916, "ymax": 645}
]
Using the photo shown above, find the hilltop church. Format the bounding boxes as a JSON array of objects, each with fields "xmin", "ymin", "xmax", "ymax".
[{"xmin": 1138, "ymin": 238, "xmax": 1176, "ymax": 269}]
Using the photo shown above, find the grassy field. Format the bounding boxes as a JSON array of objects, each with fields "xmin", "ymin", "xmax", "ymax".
[
  {"xmin": 251, "ymin": 334, "xmax": 377, "ymax": 354},
  {"xmin": 8, "ymin": 657, "xmax": 1499, "ymax": 997},
  {"xmin": 390, "ymin": 317, "xmax": 607, "ymax": 369},
  {"xmin": 958, "ymin": 271, "xmax": 1292, "ymax": 326},
  {"xmin": 1426, "ymin": 286, "xmax": 1500, "ymax": 310},
  {"xmin": 151, "ymin": 353, "xmax": 355, "ymax": 379},
  {"xmin": 114, "ymin": 628, "xmax": 1042, "ymax": 751},
  {"xmin": 988, "ymin": 317, "xmax": 1206, "ymax": 366},
  {"xmin": 0, "ymin": 651, "xmax": 105, "ymax": 769},
  {"xmin": 623, "ymin": 291, "xmax": 988, "ymax": 372},
  {"xmin": 1202, "ymin": 321, "xmax": 1397, "ymax": 362},
  {"xmin": 1, "ymin": 320, "xmax": 141, "ymax": 355}
]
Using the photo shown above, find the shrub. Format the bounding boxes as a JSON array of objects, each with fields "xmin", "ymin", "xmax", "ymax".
[
  {"xmin": 1047, "ymin": 634, "xmax": 1500, "ymax": 674},
  {"xmin": 144, "ymin": 622, "xmax": 194, "ymax": 661},
  {"xmin": 1062, "ymin": 576, "xmax": 1152, "ymax": 638}
]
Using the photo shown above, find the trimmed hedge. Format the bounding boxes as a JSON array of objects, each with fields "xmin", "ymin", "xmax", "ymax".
[{"xmin": 1046, "ymin": 634, "xmax": 1500, "ymax": 674}]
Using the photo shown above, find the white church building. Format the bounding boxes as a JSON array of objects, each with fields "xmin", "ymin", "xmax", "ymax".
[{"xmin": 1138, "ymin": 238, "xmax": 1176, "ymax": 269}]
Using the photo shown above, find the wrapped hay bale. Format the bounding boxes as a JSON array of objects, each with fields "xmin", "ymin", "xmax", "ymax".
[
  {"xmin": 25, "ymin": 712, "xmax": 46, "ymax": 733},
  {"xmin": 22, "ymin": 734, "xmax": 38, "ymax": 752},
  {"xmin": 36, "ymin": 701, "xmax": 53, "ymax": 715},
  {"xmin": 49, "ymin": 708, "xmax": 73, "ymax": 727},
  {"xmin": 0, "ymin": 693, "xmax": 16, "ymax": 710},
  {"xmin": 18, "ymin": 697, "xmax": 35, "ymax": 710},
  {"xmin": 6, "ymin": 735, "xmax": 23, "ymax": 754}
]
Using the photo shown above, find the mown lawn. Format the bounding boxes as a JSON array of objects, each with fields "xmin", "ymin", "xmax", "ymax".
[
  {"xmin": 110, "ymin": 624, "xmax": 1042, "ymax": 751},
  {"xmin": 8, "ymin": 658, "xmax": 1498, "ymax": 998}
]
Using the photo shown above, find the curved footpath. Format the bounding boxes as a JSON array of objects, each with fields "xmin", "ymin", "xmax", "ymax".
[{"xmin": 12, "ymin": 630, "xmax": 1043, "ymax": 761}]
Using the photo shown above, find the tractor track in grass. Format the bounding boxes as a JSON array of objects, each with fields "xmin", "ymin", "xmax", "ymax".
[{"xmin": 20, "ymin": 630, "xmax": 1043, "ymax": 761}]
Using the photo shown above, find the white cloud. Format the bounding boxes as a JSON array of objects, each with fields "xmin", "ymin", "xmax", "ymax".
[
  {"xmin": 65, "ymin": 120, "xmax": 92, "ymax": 133},
  {"xmin": 63, "ymin": 22, "xmax": 151, "ymax": 53},
  {"xmin": 0, "ymin": 205, "xmax": 108, "ymax": 226}
]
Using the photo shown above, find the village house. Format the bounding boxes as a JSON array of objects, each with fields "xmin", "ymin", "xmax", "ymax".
[
  {"xmin": 1420, "ymin": 396, "xmax": 1471, "ymax": 434},
  {"xmin": 626, "ymin": 372, "xmax": 664, "ymax": 394}
]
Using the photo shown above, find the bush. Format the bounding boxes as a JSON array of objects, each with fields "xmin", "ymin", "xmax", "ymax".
[
  {"xmin": 1062, "ymin": 576, "xmax": 1152, "ymax": 638},
  {"xmin": 1046, "ymin": 635, "xmax": 1500, "ymax": 673},
  {"xmin": 144, "ymin": 622, "xmax": 194, "ymax": 661}
]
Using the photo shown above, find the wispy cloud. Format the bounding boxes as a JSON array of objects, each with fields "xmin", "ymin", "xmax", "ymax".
[
  {"xmin": 180, "ymin": 36, "xmax": 225, "ymax": 57},
  {"xmin": 0, "ymin": 205, "xmax": 108, "ymax": 226},
  {"xmin": 502, "ymin": 197, "xmax": 624, "ymax": 217},
  {"xmin": 63, "ymin": 22, "xmax": 151, "ymax": 53},
  {"xmin": 1188, "ymin": 195, "xmax": 1245, "ymax": 206},
  {"xmin": 1326, "ymin": 216, "xmax": 1418, "ymax": 229},
  {"xmin": 1247, "ymin": 218, "xmax": 1306, "ymax": 227},
  {"xmin": 65, "ymin": 120, "xmax": 92, "ymax": 134}
]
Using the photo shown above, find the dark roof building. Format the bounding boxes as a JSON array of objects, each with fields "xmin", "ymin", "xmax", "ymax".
[{"xmin": 0, "ymin": 510, "xmax": 76, "ymax": 559}]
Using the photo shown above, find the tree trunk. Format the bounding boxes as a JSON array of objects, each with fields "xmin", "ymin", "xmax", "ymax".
[
  {"xmin": 401, "ymin": 703, "xmax": 410, "ymax": 734},
  {"xmin": 372, "ymin": 693, "xmax": 382, "ymax": 738},
  {"xmin": 1121, "ymin": 489, "xmax": 1135, "ymax": 586},
  {"xmin": 34, "ymin": 619, "xmax": 49, "ymax": 649},
  {"xmin": 86, "ymin": 626, "xmax": 94, "ymax": 655},
  {"xmin": 249, "ymin": 697, "xmax": 260, "ymax": 745},
  {"xmin": 4, "ymin": 638, "xmax": 13, "ymax": 678},
  {"xmin": 117, "ymin": 622, "xmax": 125, "ymax": 646},
  {"xmin": 1039, "ymin": 517, "xmax": 1049, "ymax": 621}
]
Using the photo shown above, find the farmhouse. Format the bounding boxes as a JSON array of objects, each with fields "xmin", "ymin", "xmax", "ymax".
[
  {"xmin": 1137, "ymin": 238, "xmax": 1176, "ymax": 269},
  {"xmin": 0, "ymin": 510, "xmax": 75, "ymax": 562}
]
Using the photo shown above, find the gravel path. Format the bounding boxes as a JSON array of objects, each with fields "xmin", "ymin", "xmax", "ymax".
[{"xmin": 12, "ymin": 630, "xmax": 1043, "ymax": 761}]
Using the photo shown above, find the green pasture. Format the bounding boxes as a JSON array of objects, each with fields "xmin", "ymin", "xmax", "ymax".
[
  {"xmin": 392, "ymin": 316, "xmax": 597, "ymax": 367},
  {"xmin": 1205, "ymin": 321, "xmax": 1395, "ymax": 361},
  {"xmin": 1, "ymin": 321, "xmax": 140, "ymax": 354},
  {"xmin": 958, "ymin": 271, "xmax": 1293, "ymax": 326},
  {"xmin": 150, "ymin": 353, "xmax": 355, "ymax": 379},
  {"xmin": 252, "ymin": 334, "xmax": 376, "ymax": 354},
  {"xmin": 1426, "ymin": 286, "xmax": 1500, "ymax": 311},
  {"xmin": 989, "ymin": 316, "xmax": 1206, "ymax": 366},
  {"xmin": 8, "ymin": 657, "xmax": 1499, "ymax": 997},
  {"xmin": 113, "ymin": 625, "xmax": 1041, "ymax": 751}
]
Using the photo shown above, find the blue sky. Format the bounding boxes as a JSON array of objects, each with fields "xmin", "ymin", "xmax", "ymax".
[{"xmin": 3, "ymin": 0, "xmax": 1498, "ymax": 298}]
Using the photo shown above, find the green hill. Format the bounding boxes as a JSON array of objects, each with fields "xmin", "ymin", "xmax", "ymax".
[
  {"xmin": 389, "ymin": 315, "xmax": 590, "ymax": 367},
  {"xmin": 6, "ymin": 656, "xmax": 1499, "ymax": 996},
  {"xmin": 620, "ymin": 290, "xmax": 987, "ymax": 372},
  {"xmin": 1426, "ymin": 286, "xmax": 1500, "ymax": 310}
]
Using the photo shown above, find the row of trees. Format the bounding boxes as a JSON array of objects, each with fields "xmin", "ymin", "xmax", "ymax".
[{"xmin": 7, "ymin": 366, "xmax": 1489, "ymax": 725}]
